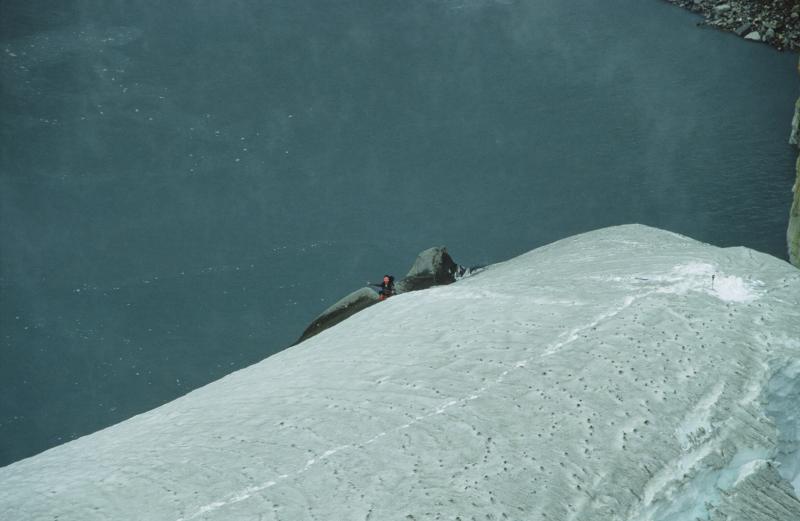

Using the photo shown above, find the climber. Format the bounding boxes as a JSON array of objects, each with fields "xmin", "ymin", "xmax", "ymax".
[{"xmin": 369, "ymin": 275, "xmax": 396, "ymax": 301}]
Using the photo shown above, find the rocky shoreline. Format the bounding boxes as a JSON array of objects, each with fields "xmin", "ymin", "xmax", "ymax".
[{"xmin": 663, "ymin": 0, "xmax": 799, "ymax": 51}]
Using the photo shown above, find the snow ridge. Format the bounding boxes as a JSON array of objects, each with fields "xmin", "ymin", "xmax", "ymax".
[{"xmin": 1, "ymin": 225, "xmax": 798, "ymax": 521}]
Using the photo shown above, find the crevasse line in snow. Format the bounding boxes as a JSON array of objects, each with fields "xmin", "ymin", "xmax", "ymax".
[
  {"xmin": 631, "ymin": 358, "xmax": 800, "ymax": 521},
  {"xmin": 543, "ymin": 294, "xmax": 639, "ymax": 356}
]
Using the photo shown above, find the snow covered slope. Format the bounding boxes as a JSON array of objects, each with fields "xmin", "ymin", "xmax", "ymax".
[{"xmin": 2, "ymin": 225, "xmax": 799, "ymax": 521}]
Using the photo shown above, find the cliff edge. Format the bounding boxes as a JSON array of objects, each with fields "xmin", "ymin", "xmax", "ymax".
[
  {"xmin": 789, "ymin": 58, "xmax": 800, "ymax": 267},
  {"xmin": 1, "ymin": 225, "xmax": 798, "ymax": 521}
]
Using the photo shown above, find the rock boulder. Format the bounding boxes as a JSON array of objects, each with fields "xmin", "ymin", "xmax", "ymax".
[{"xmin": 295, "ymin": 247, "xmax": 465, "ymax": 344}]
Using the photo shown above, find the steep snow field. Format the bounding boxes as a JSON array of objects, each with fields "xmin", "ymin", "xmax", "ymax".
[{"xmin": 1, "ymin": 225, "xmax": 799, "ymax": 520}]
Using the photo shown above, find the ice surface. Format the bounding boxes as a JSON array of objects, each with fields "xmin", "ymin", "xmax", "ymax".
[{"xmin": 1, "ymin": 225, "xmax": 799, "ymax": 520}]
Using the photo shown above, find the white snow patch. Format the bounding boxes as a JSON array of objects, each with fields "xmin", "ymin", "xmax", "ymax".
[
  {"xmin": 712, "ymin": 274, "xmax": 759, "ymax": 303},
  {"xmin": 654, "ymin": 262, "xmax": 761, "ymax": 302}
]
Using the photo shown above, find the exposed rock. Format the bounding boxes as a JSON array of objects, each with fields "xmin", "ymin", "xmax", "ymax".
[
  {"xmin": 295, "ymin": 247, "xmax": 466, "ymax": 343},
  {"xmin": 789, "ymin": 152, "xmax": 799, "ymax": 267},
  {"xmin": 735, "ymin": 22, "xmax": 753, "ymax": 36},
  {"xmin": 744, "ymin": 31, "xmax": 762, "ymax": 40},
  {"xmin": 395, "ymin": 247, "xmax": 462, "ymax": 293},
  {"xmin": 295, "ymin": 288, "xmax": 380, "ymax": 345}
]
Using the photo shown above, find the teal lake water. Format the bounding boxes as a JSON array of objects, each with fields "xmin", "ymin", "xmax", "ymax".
[{"xmin": 1, "ymin": 0, "xmax": 797, "ymax": 465}]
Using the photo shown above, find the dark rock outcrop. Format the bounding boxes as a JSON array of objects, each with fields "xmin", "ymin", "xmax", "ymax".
[
  {"xmin": 395, "ymin": 247, "xmax": 463, "ymax": 292},
  {"xmin": 295, "ymin": 247, "xmax": 465, "ymax": 344},
  {"xmin": 295, "ymin": 288, "xmax": 380, "ymax": 345}
]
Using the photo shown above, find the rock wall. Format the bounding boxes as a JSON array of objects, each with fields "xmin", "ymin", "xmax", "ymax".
[{"xmin": 789, "ymin": 60, "xmax": 800, "ymax": 267}]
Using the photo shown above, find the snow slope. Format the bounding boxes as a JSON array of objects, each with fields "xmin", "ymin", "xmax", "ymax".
[{"xmin": 1, "ymin": 225, "xmax": 799, "ymax": 520}]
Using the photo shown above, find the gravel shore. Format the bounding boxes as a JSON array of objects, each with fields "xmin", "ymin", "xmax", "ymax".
[{"xmin": 664, "ymin": 0, "xmax": 799, "ymax": 51}]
